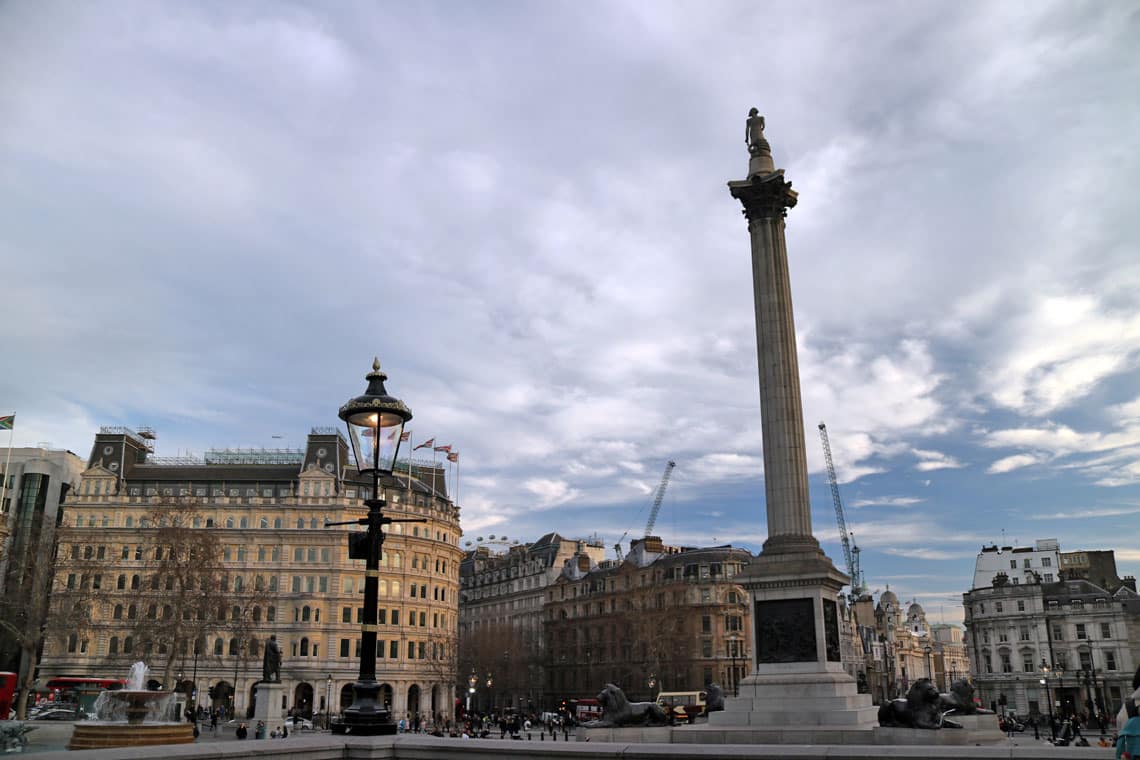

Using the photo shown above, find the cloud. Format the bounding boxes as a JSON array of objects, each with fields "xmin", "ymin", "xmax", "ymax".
[
  {"xmin": 1029, "ymin": 506, "xmax": 1140, "ymax": 520},
  {"xmin": 912, "ymin": 449, "xmax": 965, "ymax": 472},
  {"xmin": 882, "ymin": 548, "xmax": 978, "ymax": 561},
  {"xmin": 851, "ymin": 496, "xmax": 925, "ymax": 508},
  {"xmin": 988, "ymin": 453, "xmax": 1042, "ymax": 474}
]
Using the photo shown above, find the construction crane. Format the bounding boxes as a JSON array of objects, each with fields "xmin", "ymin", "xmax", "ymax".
[
  {"xmin": 614, "ymin": 460, "xmax": 676, "ymax": 561},
  {"xmin": 818, "ymin": 423, "xmax": 865, "ymax": 598}
]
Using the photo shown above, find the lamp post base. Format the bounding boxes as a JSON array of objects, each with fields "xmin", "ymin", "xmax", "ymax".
[{"xmin": 334, "ymin": 680, "xmax": 397, "ymax": 736}]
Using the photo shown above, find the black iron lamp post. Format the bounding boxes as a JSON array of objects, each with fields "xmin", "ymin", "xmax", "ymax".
[
  {"xmin": 923, "ymin": 644, "xmax": 933, "ymax": 682},
  {"xmin": 466, "ymin": 672, "xmax": 477, "ymax": 715},
  {"xmin": 1078, "ymin": 642, "xmax": 1101, "ymax": 716},
  {"xmin": 329, "ymin": 358, "xmax": 413, "ymax": 736},
  {"xmin": 1040, "ymin": 659, "xmax": 1055, "ymax": 741},
  {"xmin": 325, "ymin": 674, "xmax": 333, "ymax": 730}
]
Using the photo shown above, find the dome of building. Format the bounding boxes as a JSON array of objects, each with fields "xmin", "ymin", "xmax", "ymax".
[
  {"xmin": 879, "ymin": 588, "xmax": 899, "ymax": 606},
  {"xmin": 907, "ymin": 601, "xmax": 925, "ymax": 616}
]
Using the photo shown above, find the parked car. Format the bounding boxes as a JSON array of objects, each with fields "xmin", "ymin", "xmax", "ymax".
[
  {"xmin": 30, "ymin": 708, "xmax": 80, "ymax": 721},
  {"xmin": 289, "ymin": 716, "xmax": 314, "ymax": 730}
]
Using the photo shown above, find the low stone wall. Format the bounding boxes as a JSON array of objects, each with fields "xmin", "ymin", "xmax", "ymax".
[{"xmin": 19, "ymin": 732, "xmax": 1115, "ymax": 760}]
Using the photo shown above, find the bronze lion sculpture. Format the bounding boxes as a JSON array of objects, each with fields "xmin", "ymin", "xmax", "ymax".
[
  {"xmin": 939, "ymin": 678, "xmax": 992, "ymax": 715},
  {"xmin": 705, "ymin": 683, "xmax": 725, "ymax": 713},
  {"xmin": 878, "ymin": 678, "xmax": 962, "ymax": 729},
  {"xmin": 583, "ymin": 683, "xmax": 670, "ymax": 727}
]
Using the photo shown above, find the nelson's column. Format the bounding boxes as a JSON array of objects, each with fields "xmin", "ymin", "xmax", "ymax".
[{"xmin": 708, "ymin": 111, "xmax": 877, "ymax": 735}]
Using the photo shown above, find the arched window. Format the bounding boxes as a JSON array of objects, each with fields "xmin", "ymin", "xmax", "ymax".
[
  {"xmin": 391, "ymin": 581, "xmax": 400, "ymax": 597},
  {"xmin": 109, "ymin": 637, "xmax": 119, "ymax": 655},
  {"xmin": 249, "ymin": 638, "xmax": 259, "ymax": 657},
  {"xmin": 117, "ymin": 575, "xmax": 126, "ymax": 590},
  {"xmin": 239, "ymin": 517, "xmax": 248, "ymax": 529},
  {"xmin": 113, "ymin": 604, "xmax": 123, "ymax": 620},
  {"xmin": 378, "ymin": 580, "xmax": 388, "ymax": 597},
  {"xmin": 123, "ymin": 636, "xmax": 133, "ymax": 654},
  {"xmin": 130, "ymin": 575, "xmax": 140, "ymax": 590},
  {"xmin": 234, "ymin": 576, "xmax": 244, "ymax": 591},
  {"xmin": 259, "ymin": 517, "xmax": 268, "ymax": 529},
  {"xmin": 232, "ymin": 605, "xmax": 241, "ymax": 621},
  {"xmin": 125, "ymin": 516, "xmax": 134, "ymax": 528},
  {"xmin": 151, "ymin": 575, "xmax": 160, "ymax": 590},
  {"xmin": 267, "ymin": 606, "xmax": 276, "ymax": 622},
  {"xmin": 163, "ymin": 605, "xmax": 173, "ymax": 620},
  {"xmin": 225, "ymin": 517, "xmax": 234, "ymax": 528},
  {"xmin": 83, "ymin": 546, "xmax": 93, "ymax": 559},
  {"xmin": 296, "ymin": 518, "xmax": 304, "ymax": 529},
  {"xmin": 274, "ymin": 518, "xmax": 282, "ymax": 529},
  {"xmin": 269, "ymin": 576, "xmax": 278, "ymax": 591},
  {"xmin": 147, "ymin": 604, "xmax": 157, "ymax": 619},
  {"xmin": 392, "ymin": 552, "xmax": 402, "ymax": 568},
  {"xmin": 229, "ymin": 638, "xmax": 239, "ymax": 656},
  {"xmin": 315, "ymin": 609, "xmax": 320, "ymax": 622},
  {"xmin": 128, "ymin": 604, "xmax": 137, "ymax": 620},
  {"xmin": 300, "ymin": 637, "xmax": 309, "ymax": 656},
  {"xmin": 310, "ymin": 518, "xmax": 318, "ymax": 529},
  {"xmin": 255, "ymin": 575, "xmax": 265, "ymax": 591},
  {"xmin": 302, "ymin": 606, "xmax": 311, "ymax": 622},
  {"xmin": 214, "ymin": 638, "xmax": 224, "ymax": 655},
  {"xmin": 217, "ymin": 606, "xmax": 226, "ymax": 621},
  {"xmin": 253, "ymin": 606, "xmax": 261, "ymax": 622},
  {"xmin": 166, "ymin": 576, "xmax": 174, "ymax": 590},
  {"xmin": 67, "ymin": 634, "xmax": 78, "ymax": 652}
]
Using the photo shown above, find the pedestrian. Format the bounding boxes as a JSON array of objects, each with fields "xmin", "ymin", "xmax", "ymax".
[
  {"xmin": 282, "ymin": 723, "xmax": 288, "ymax": 739},
  {"xmin": 210, "ymin": 712, "xmax": 217, "ymax": 732}
]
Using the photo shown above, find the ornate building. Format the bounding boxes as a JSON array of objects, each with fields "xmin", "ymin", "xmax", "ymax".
[
  {"xmin": 38, "ymin": 426, "xmax": 462, "ymax": 722},
  {"xmin": 964, "ymin": 540, "xmax": 1140, "ymax": 719},
  {"xmin": 544, "ymin": 537, "xmax": 754, "ymax": 704},
  {"xmin": 0, "ymin": 447, "xmax": 85, "ymax": 682},
  {"xmin": 458, "ymin": 533, "xmax": 606, "ymax": 713}
]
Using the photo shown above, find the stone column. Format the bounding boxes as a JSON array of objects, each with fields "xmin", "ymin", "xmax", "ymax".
[{"xmin": 704, "ymin": 114, "xmax": 877, "ymax": 737}]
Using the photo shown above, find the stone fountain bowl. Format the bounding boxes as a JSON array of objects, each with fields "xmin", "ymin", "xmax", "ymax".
[{"xmin": 69, "ymin": 691, "xmax": 194, "ymax": 750}]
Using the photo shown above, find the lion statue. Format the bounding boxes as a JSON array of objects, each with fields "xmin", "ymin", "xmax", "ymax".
[
  {"xmin": 939, "ymin": 678, "xmax": 992, "ymax": 715},
  {"xmin": 705, "ymin": 683, "xmax": 725, "ymax": 713},
  {"xmin": 878, "ymin": 678, "xmax": 962, "ymax": 729},
  {"xmin": 583, "ymin": 683, "xmax": 670, "ymax": 727}
]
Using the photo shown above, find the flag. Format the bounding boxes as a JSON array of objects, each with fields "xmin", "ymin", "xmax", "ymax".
[
  {"xmin": 413, "ymin": 438, "xmax": 435, "ymax": 451},
  {"xmin": 400, "ymin": 431, "xmax": 410, "ymax": 442},
  {"xmin": 0, "ymin": 415, "xmax": 13, "ymax": 430},
  {"xmin": 433, "ymin": 444, "xmax": 451, "ymax": 453},
  {"xmin": 447, "ymin": 451, "xmax": 458, "ymax": 463}
]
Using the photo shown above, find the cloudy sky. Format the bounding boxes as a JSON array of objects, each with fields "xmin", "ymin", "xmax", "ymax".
[{"xmin": 3, "ymin": 1, "xmax": 1138, "ymax": 623}]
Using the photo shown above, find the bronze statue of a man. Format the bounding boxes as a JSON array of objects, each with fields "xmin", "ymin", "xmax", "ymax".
[
  {"xmin": 263, "ymin": 634, "xmax": 282, "ymax": 683},
  {"xmin": 746, "ymin": 108, "xmax": 768, "ymax": 156}
]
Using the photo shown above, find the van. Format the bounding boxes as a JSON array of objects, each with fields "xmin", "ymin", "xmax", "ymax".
[{"xmin": 655, "ymin": 690, "xmax": 707, "ymax": 718}]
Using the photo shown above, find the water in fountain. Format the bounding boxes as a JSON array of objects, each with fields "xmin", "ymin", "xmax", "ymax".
[{"xmin": 91, "ymin": 661, "xmax": 175, "ymax": 724}]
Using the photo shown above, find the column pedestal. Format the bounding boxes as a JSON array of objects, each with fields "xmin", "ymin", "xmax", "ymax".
[{"xmin": 253, "ymin": 682, "xmax": 285, "ymax": 729}]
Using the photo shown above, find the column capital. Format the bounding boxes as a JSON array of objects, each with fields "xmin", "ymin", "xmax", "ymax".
[{"xmin": 728, "ymin": 171, "xmax": 798, "ymax": 221}]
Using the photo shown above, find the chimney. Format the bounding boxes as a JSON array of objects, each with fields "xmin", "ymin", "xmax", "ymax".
[
  {"xmin": 1123, "ymin": 576, "xmax": 1137, "ymax": 593},
  {"xmin": 577, "ymin": 554, "xmax": 591, "ymax": 573}
]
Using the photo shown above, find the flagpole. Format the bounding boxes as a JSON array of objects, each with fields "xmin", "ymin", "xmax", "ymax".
[
  {"xmin": 405, "ymin": 433, "xmax": 412, "ymax": 490},
  {"xmin": 0, "ymin": 419, "xmax": 14, "ymax": 513}
]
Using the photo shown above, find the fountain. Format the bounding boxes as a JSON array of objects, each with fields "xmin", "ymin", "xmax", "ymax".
[{"xmin": 68, "ymin": 661, "xmax": 195, "ymax": 750}]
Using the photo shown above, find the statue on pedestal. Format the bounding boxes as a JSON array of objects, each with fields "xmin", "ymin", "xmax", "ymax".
[
  {"xmin": 745, "ymin": 108, "xmax": 770, "ymax": 157},
  {"xmin": 262, "ymin": 635, "xmax": 281, "ymax": 683}
]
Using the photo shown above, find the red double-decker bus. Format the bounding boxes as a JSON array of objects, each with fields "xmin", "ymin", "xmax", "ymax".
[
  {"xmin": 0, "ymin": 672, "xmax": 16, "ymax": 719},
  {"xmin": 42, "ymin": 677, "xmax": 126, "ymax": 714}
]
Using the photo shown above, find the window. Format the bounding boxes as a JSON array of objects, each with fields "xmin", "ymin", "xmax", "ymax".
[
  {"xmin": 340, "ymin": 639, "xmax": 350, "ymax": 658},
  {"xmin": 389, "ymin": 640, "xmax": 398, "ymax": 659},
  {"xmin": 1017, "ymin": 601, "xmax": 1025, "ymax": 611},
  {"xmin": 1010, "ymin": 560, "xmax": 1017, "ymax": 569},
  {"xmin": 122, "ymin": 546, "xmax": 130, "ymax": 560},
  {"xmin": 1001, "ymin": 653, "xmax": 1012, "ymax": 673},
  {"xmin": 109, "ymin": 637, "xmax": 119, "ymax": 655},
  {"xmin": 1042, "ymin": 557, "xmax": 1052, "ymax": 567},
  {"xmin": 1106, "ymin": 651, "xmax": 1117, "ymax": 670},
  {"xmin": 1101, "ymin": 622, "xmax": 1111, "ymax": 639},
  {"xmin": 294, "ymin": 547, "xmax": 304, "ymax": 562},
  {"xmin": 701, "ymin": 616, "xmax": 711, "ymax": 633},
  {"xmin": 378, "ymin": 609, "xmax": 387, "ymax": 625},
  {"xmin": 1076, "ymin": 623, "xmax": 1087, "ymax": 640},
  {"xmin": 113, "ymin": 604, "xmax": 123, "ymax": 620},
  {"xmin": 117, "ymin": 575, "xmax": 126, "ymax": 590},
  {"xmin": 1019, "ymin": 626, "xmax": 1030, "ymax": 641},
  {"xmin": 1023, "ymin": 559, "xmax": 1031, "ymax": 568},
  {"xmin": 996, "ymin": 602, "xmax": 1003, "ymax": 613},
  {"xmin": 1052, "ymin": 624, "xmax": 1063, "ymax": 640},
  {"xmin": 267, "ymin": 606, "xmax": 276, "ymax": 622},
  {"xmin": 1043, "ymin": 573, "xmax": 1054, "ymax": 582},
  {"xmin": 342, "ymin": 607, "xmax": 352, "ymax": 623},
  {"xmin": 701, "ymin": 640, "xmax": 713, "ymax": 657},
  {"xmin": 1022, "ymin": 655, "xmax": 1034, "ymax": 672},
  {"xmin": 300, "ymin": 637, "xmax": 309, "ymax": 656},
  {"xmin": 391, "ymin": 610, "xmax": 399, "ymax": 626}
]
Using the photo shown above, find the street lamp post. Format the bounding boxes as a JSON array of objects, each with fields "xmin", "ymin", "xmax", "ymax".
[
  {"xmin": 467, "ymin": 672, "xmax": 477, "ymax": 716},
  {"xmin": 329, "ymin": 358, "xmax": 413, "ymax": 736},
  {"xmin": 1039, "ymin": 658, "xmax": 1056, "ymax": 742},
  {"xmin": 325, "ymin": 674, "xmax": 333, "ymax": 730},
  {"xmin": 1079, "ymin": 642, "xmax": 1099, "ymax": 717},
  {"xmin": 923, "ymin": 645, "xmax": 933, "ymax": 682},
  {"xmin": 486, "ymin": 674, "xmax": 494, "ymax": 713}
]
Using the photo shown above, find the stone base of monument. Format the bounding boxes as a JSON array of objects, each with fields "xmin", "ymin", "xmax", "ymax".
[
  {"xmin": 952, "ymin": 714, "xmax": 1008, "ymax": 745},
  {"xmin": 871, "ymin": 726, "xmax": 968, "ymax": 746},
  {"xmin": 707, "ymin": 671, "xmax": 879, "ymax": 731},
  {"xmin": 253, "ymin": 681, "xmax": 286, "ymax": 726},
  {"xmin": 68, "ymin": 723, "xmax": 194, "ymax": 750},
  {"xmin": 576, "ymin": 725, "xmax": 672, "ymax": 743}
]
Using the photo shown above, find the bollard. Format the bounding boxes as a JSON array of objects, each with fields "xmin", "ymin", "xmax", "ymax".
[{"xmin": 528, "ymin": 733, "xmax": 532, "ymax": 740}]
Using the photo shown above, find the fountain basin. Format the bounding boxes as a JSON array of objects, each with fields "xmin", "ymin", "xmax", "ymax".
[{"xmin": 69, "ymin": 721, "xmax": 194, "ymax": 750}]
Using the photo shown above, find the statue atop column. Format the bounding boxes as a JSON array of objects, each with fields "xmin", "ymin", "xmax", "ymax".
[
  {"xmin": 262, "ymin": 634, "xmax": 281, "ymax": 683},
  {"xmin": 745, "ymin": 108, "xmax": 774, "ymax": 177}
]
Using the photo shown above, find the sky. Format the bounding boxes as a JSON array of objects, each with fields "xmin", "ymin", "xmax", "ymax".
[{"xmin": 2, "ymin": 1, "xmax": 1139, "ymax": 625}]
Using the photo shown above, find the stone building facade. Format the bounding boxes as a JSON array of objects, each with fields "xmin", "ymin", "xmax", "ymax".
[
  {"xmin": 0, "ymin": 447, "xmax": 85, "ymax": 680},
  {"xmin": 458, "ymin": 533, "xmax": 606, "ymax": 713},
  {"xmin": 38, "ymin": 426, "xmax": 463, "ymax": 723},
  {"xmin": 544, "ymin": 537, "xmax": 754, "ymax": 705},
  {"xmin": 964, "ymin": 542, "xmax": 1140, "ymax": 720}
]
